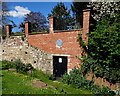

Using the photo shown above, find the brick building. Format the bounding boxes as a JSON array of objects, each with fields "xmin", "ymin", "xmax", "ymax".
[{"xmin": 6, "ymin": 9, "xmax": 90, "ymax": 77}]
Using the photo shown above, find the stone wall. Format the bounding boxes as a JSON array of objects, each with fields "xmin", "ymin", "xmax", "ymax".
[{"xmin": 1, "ymin": 36, "xmax": 53, "ymax": 74}]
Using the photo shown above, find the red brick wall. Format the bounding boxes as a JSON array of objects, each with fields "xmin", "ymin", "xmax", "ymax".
[
  {"xmin": 28, "ymin": 30, "xmax": 82, "ymax": 69},
  {"xmin": 6, "ymin": 25, "xmax": 11, "ymax": 37},
  {"xmin": 86, "ymin": 72, "xmax": 117, "ymax": 90},
  {"xmin": 25, "ymin": 22, "xmax": 31, "ymax": 36},
  {"xmin": 26, "ymin": 10, "xmax": 90, "ymax": 71}
]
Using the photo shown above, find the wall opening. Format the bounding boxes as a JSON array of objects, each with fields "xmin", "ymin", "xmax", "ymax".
[
  {"xmin": 53, "ymin": 56, "xmax": 67, "ymax": 78},
  {"xmin": 25, "ymin": 52, "xmax": 28, "ymax": 54}
]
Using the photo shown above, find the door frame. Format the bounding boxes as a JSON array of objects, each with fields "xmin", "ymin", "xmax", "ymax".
[{"xmin": 51, "ymin": 54, "xmax": 70, "ymax": 75}]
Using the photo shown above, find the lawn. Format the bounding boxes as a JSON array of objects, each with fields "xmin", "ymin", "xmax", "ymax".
[{"xmin": 1, "ymin": 70, "xmax": 93, "ymax": 95}]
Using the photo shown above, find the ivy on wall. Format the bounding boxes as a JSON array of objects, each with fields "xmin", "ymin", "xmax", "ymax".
[{"xmin": 78, "ymin": 15, "xmax": 120, "ymax": 84}]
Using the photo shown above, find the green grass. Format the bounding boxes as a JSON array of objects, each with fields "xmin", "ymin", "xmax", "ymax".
[
  {"xmin": 2, "ymin": 70, "xmax": 62, "ymax": 94},
  {"xmin": 29, "ymin": 70, "xmax": 93, "ymax": 94},
  {"xmin": 2, "ymin": 70, "xmax": 93, "ymax": 95}
]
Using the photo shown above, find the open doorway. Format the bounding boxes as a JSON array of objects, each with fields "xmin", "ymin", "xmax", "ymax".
[{"xmin": 53, "ymin": 56, "xmax": 67, "ymax": 78}]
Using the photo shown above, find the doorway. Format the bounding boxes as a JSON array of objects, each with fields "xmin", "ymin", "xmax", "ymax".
[{"xmin": 53, "ymin": 56, "xmax": 67, "ymax": 77}]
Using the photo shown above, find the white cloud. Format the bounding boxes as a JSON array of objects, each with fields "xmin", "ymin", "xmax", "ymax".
[{"xmin": 8, "ymin": 6, "xmax": 31, "ymax": 18}]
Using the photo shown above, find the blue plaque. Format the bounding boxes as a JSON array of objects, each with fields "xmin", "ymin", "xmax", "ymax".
[{"xmin": 56, "ymin": 40, "xmax": 63, "ymax": 47}]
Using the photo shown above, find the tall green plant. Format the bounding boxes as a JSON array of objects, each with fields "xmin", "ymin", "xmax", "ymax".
[
  {"xmin": 80, "ymin": 15, "xmax": 120, "ymax": 83},
  {"xmin": 48, "ymin": 2, "xmax": 74, "ymax": 30},
  {"xmin": 62, "ymin": 69, "xmax": 115, "ymax": 95}
]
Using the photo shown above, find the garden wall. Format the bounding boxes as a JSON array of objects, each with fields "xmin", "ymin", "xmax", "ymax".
[
  {"xmin": 86, "ymin": 72, "xmax": 117, "ymax": 90},
  {"xmin": 1, "ymin": 36, "xmax": 53, "ymax": 74}
]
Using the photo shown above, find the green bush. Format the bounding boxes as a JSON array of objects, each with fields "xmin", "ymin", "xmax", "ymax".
[
  {"xmin": 13, "ymin": 59, "xmax": 33, "ymax": 74},
  {"xmin": 29, "ymin": 69, "xmax": 55, "ymax": 81},
  {"xmin": 62, "ymin": 69, "xmax": 93, "ymax": 89},
  {"xmin": 48, "ymin": 74, "xmax": 55, "ymax": 80},
  {"xmin": 80, "ymin": 16, "xmax": 120, "ymax": 83},
  {"xmin": 21, "ymin": 36, "xmax": 26, "ymax": 41},
  {"xmin": 1, "ymin": 34, "xmax": 6, "ymax": 40},
  {"xmin": 13, "ymin": 32, "xmax": 24, "ymax": 35},
  {"xmin": 62, "ymin": 69, "xmax": 115, "ymax": 95},
  {"xmin": 81, "ymin": 56, "xmax": 120, "ymax": 84},
  {"xmin": 2, "ymin": 60, "xmax": 14, "ymax": 69},
  {"xmin": 13, "ymin": 59, "xmax": 25, "ymax": 73}
]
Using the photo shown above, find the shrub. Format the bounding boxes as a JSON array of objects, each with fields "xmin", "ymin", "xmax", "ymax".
[
  {"xmin": 13, "ymin": 59, "xmax": 25, "ymax": 73},
  {"xmin": 48, "ymin": 74, "xmax": 55, "ymax": 80},
  {"xmin": 2, "ymin": 60, "xmax": 14, "ymax": 69},
  {"xmin": 80, "ymin": 16, "xmax": 120, "ymax": 83},
  {"xmin": 13, "ymin": 59, "xmax": 33, "ymax": 74},
  {"xmin": 62, "ymin": 69, "xmax": 115, "ymax": 95},
  {"xmin": 1, "ymin": 34, "xmax": 6, "ymax": 40},
  {"xmin": 21, "ymin": 36, "xmax": 26, "ymax": 41},
  {"xmin": 25, "ymin": 63, "xmax": 34, "ymax": 71},
  {"xmin": 62, "ymin": 69, "xmax": 93, "ymax": 89}
]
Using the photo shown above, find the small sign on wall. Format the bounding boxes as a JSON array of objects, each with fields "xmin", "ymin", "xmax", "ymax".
[
  {"xmin": 59, "ymin": 58, "xmax": 62, "ymax": 63},
  {"xmin": 56, "ymin": 40, "xmax": 63, "ymax": 47}
]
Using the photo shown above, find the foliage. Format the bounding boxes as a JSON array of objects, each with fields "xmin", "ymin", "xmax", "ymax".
[
  {"xmin": 78, "ymin": 33, "xmax": 88, "ymax": 53},
  {"xmin": 1, "ymin": 34, "xmax": 6, "ymax": 40},
  {"xmin": 89, "ymin": 2, "xmax": 120, "ymax": 21},
  {"xmin": 48, "ymin": 2, "xmax": 74, "ymax": 30},
  {"xmin": 48, "ymin": 74, "xmax": 55, "ymax": 80},
  {"xmin": 62, "ymin": 69, "xmax": 115, "ymax": 95},
  {"xmin": 2, "ymin": 69, "xmax": 92, "ymax": 94},
  {"xmin": 1, "ymin": 2, "xmax": 10, "ymax": 25},
  {"xmin": 28, "ymin": 69, "xmax": 55, "ymax": 81},
  {"xmin": 12, "ymin": 32, "xmax": 24, "ymax": 35},
  {"xmin": 62, "ymin": 69, "xmax": 91, "ymax": 88},
  {"xmin": 71, "ymin": 2, "xmax": 120, "ymax": 31},
  {"xmin": 71, "ymin": 1, "xmax": 90, "ymax": 28},
  {"xmin": 2, "ymin": 70, "xmax": 62, "ymax": 94},
  {"xmin": 1, "ymin": 2, "xmax": 10, "ymax": 38},
  {"xmin": 21, "ymin": 35, "xmax": 26, "ymax": 41},
  {"xmin": 79, "ymin": 15, "xmax": 120, "ymax": 83},
  {"xmin": 1, "ymin": 60, "xmax": 14, "ymax": 69},
  {"xmin": 13, "ymin": 59, "xmax": 33, "ymax": 74},
  {"xmin": 19, "ymin": 12, "xmax": 48, "ymax": 32}
]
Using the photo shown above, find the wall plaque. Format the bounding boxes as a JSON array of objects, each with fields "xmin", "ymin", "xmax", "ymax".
[{"xmin": 56, "ymin": 40, "xmax": 63, "ymax": 47}]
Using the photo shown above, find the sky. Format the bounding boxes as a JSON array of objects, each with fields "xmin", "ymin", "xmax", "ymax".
[{"xmin": 6, "ymin": 2, "xmax": 72, "ymax": 32}]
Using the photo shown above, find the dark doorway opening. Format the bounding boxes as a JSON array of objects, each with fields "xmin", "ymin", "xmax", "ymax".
[{"xmin": 53, "ymin": 56, "xmax": 67, "ymax": 78}]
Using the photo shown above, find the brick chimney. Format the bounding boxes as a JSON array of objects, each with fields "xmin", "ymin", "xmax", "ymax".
[
  {"xmin": 25, "ymin": 22, "xmax": 31, "ymax": 37},
  {"xmin": 83, "ymin": 9, "xmax": 90, "ymax": 43},
  {"xmin": 48, "ymin": 17, "xmax": 55, "ymax": 33},
  {"xmin": 6, "ymin": 25, "xmax": 12, "ymax": 37}
]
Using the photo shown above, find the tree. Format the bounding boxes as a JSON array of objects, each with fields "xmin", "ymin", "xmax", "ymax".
[
  {"xmin": 80, "ymin": 15, "xmax": 120, "ymax": 83},
  {"xmin": 48, "ymin": 2, "xmax": 74, "ymax": 30},
  {"xmin": 71, "ymin": 1, "xmax": 120, "ymax": 30},
  {"xmin": 0, "ymin": 2, "xmax": 10, "ymax": 35},
  {"xmin": 89, "ymin": 2, "xmax": 120, "ymax": 21},
  {"xmin": 1, "ymin": 2, "xmax": 10, "ymax": 25},
  {"xmin": 71, "ymin": 1, "xmax": 90, "ymax": 28},
  {"xmin": 19, "ymin": 12, "xmax": 48, "ymax": 33},
  {"xmin": 0, "ymin": 2, "xmax": 11, "ymax": 41}
]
